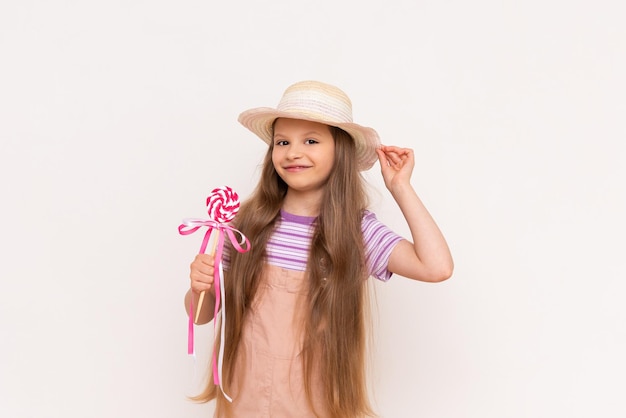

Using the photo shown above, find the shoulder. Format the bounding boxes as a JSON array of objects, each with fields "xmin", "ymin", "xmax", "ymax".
[
  {"xmin": 361, "ymin": 209, "xmax": 379, "ymax": 225},
  {"xmin": 361, "ymin": 209, "xmax": 402, "ymax": 242},
  {"xmin": 360, "ymin": 210, "xmax": 405, "ymax": 281},
  {"xmin": 361, "ymin": 210, "xmax": 393, "ymax": 237}
]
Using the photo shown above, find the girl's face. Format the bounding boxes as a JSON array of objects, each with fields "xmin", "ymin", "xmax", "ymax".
[{"xmin": 272, "ymin": 118, "xmax": 336, "ymax": 196}]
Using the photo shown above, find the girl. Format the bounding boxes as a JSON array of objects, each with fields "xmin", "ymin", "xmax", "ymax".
[{"xmin": 185, "ymin": 80, "xmax": 453, "ymax": 417}]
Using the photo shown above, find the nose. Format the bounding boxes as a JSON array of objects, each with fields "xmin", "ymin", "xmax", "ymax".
[{"xmin": 286, "ymin": 143, "xmax": 303, "ymax": 159}]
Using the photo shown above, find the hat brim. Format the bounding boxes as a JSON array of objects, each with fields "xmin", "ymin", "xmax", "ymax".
[{"xmin": 238, "ymin": 107, "xmax": 380, "ymax": 171}]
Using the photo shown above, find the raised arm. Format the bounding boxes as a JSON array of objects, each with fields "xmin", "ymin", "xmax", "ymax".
[{"xmin": 377, "ymin": 145, "xmax": 454, "ymax": 282}]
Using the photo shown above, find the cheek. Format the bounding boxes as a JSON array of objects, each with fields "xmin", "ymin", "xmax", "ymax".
[
  {"xmin": 323, "ymin": 146, "xmax": 336, "ymax": 167},
  {"xmin": 271, "ymin": 150, "xmax": 281, "ymax": 169}
]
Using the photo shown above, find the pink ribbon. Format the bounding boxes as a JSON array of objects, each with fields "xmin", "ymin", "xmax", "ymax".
[{"xmin": 179, "ymin": 218, "xmax": 251, "ymax": 402}]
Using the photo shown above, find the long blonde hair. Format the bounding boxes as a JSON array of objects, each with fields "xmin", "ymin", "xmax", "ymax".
[{"xmin": 193, "ymin": 126, "xmax": 374, "ymax": 417}]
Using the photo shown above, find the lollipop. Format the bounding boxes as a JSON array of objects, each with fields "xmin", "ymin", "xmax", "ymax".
[
  {"xmin": 178, "ymin": 186, "xmax": 250, "ymax": 402},
  {"xmin": 196, "ymin": 186, "xmax": 240, "ymax": 322},
  {"xmin": 207, "ymin": 186, "xmax": 240, "ymax": 223}
]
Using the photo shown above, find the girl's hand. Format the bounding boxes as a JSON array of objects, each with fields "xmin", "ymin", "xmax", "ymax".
[
  {"xmin": 376, "ymin": 145, "xmax": 415, "ymax": 192},
  {"xmin": 189, "ymin": 253, "xmax": 215, "ymax": 294}
]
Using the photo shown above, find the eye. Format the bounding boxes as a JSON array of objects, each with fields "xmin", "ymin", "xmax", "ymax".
[
  {"xmin": 274, "ymin": 140, "xmax": 289, "ymax": 146},
  {"xmin": 305, "ymin": 138, "xmax": 318, "ymax": 145}
]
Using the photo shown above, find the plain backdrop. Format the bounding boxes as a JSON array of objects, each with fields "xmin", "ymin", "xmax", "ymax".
[{"xmin": 1, "ymin": 1, "xmax": 624, "ymax": 417}]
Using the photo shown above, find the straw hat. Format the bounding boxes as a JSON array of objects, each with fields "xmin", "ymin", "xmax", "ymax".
[{"xmin": 238, "ymin": 80, "xmax": 380, "ymax": 171}]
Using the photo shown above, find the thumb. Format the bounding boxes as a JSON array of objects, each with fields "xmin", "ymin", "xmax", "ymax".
[{"xmin": 376, "ymin": 147, "xmax": 388, "ymax": 168}]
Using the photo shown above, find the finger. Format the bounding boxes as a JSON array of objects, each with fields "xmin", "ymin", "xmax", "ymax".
[
  {"xmin": 400, "ymin": 149, "xmax": 415, "ymax": 165},
  {"xmin": 380, "ymin": 145, "xmax": 407, "ymax": 154},
  {"xmin": 190, "ymin": 270, "xmax": 214, "ymax": 293},
  {"xmin": 190, "ymin": 257, "xmax": 215, "ymax": 291},
  {"xmin": 381, "ymin": 145, "xmax": 413, "ymax": 159},
  {"xmin": 195, "ymin": 253, "xmax": 215, "ymax": 266},
  {"xmin": 386, "ymin": 147, "xmax": 413, "ymax": 164},
  {"xmin": 191, "ymin": 280, "xmax": 212, "ymax": 294},
  {"xmin": 189, "ymin": 260, "xmax": 215, "ymax": 276},
  {"xmin": 376, "ymin": 147, "xmax": 392, "ymax": 167},
  {"xmin": 382, "ymin": 151, "xmax": 404, "ymax": 168}
]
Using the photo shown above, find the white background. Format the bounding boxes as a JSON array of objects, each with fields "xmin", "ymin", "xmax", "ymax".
[{"xmin": 1, "ymin": 1, "xmax": 624, "ymax": 417}]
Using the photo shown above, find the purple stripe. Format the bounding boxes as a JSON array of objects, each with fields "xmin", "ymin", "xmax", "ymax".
[
  {"xmin": 272, "ymin": 255, "xmax": 302, "ymax": 264},
  {"xmin": 267, "ymin": 241, "xmax": 308, "ymax": 252},
  {"xmin": 227, "ymin": 210, "xmax": 403, "ymax": 278}
]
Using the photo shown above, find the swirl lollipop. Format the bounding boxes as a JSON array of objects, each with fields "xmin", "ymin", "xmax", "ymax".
[
  {"xmin": 181, "ymin": 186, "xmax": 244, "ymax": 322},
  {"xmin": 206, "ymin": 186, "xmax": 240, "ymax": 223},
  {"xmin": 178, "ymin": 186, "xmax": 250, "ymax": 402},
  {"xmin": 196, "ymin": 186, "xmax": 240, "ymax": 321}
]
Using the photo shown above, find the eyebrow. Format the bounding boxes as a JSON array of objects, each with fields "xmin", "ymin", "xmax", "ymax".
[{"xmin": 273, "ymin": 130, "xmax": 325, "ymax": 138}]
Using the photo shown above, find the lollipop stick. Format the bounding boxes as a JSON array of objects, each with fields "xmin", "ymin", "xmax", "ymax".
[{"xmin": 194, "ymin": 230, "xmax": 219, "ymax": 324}]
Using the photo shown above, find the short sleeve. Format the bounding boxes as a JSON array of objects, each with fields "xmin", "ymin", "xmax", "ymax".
[{"xmin": 362, "ymin": 211, "xmax": 404, "ymax": 282}]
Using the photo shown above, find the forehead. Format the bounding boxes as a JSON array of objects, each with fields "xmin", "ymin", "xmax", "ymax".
[{"xmin": 273, "ymin": 118, "xmax": 332, "ymax": 135}]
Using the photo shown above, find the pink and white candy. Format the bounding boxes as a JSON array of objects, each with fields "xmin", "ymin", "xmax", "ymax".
[{"xmin": 206, "ymin": 186, "xmax": 240, "ymax": 223}]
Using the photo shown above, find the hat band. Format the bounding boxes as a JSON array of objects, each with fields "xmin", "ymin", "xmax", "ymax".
[{"xmin": 277, "ymin": 89, "xmax": 353, "ymax": 124}]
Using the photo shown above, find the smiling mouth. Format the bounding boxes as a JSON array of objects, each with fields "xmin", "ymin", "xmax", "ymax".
[{"xmin": 284, "ymin": 165, "xmax": 310, "ymax": 171}]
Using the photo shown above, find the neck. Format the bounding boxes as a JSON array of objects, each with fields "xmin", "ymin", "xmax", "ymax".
[{"xmin": 282, "ymin": 189, "xmax": 323, "ymax": 217}]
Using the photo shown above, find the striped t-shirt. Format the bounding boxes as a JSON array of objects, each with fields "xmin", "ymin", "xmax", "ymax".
[{"xmin": 261, "ymin": 210, "xmax": 403, "ymax": 282}]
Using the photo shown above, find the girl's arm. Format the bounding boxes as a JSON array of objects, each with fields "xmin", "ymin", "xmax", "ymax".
[
  {"xmin": 377, "ymin": 145, "xmax": 454, "ymax": 282},
  {"xmin": 184, "ymin": 254, "xmax": 217, "ymax": 324}
]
